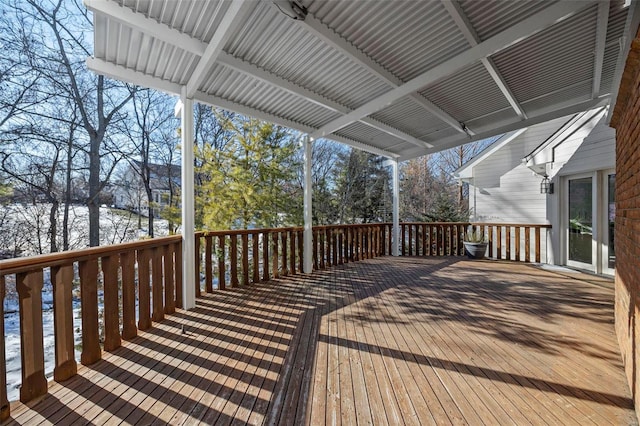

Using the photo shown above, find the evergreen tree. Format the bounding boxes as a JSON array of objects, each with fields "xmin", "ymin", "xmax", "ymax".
[
  {"xmin": 196, "ymin": 112, "xmax": 299, "ymax": 230},
  {"xmin": 336, "ymin": 149, "xmax": 391, "ymax": 223}
]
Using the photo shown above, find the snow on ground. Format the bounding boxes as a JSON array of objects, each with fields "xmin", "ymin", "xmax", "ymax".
[{"xmin": 1, "ymin": 203, "xmax": 170, "ymax": 401}]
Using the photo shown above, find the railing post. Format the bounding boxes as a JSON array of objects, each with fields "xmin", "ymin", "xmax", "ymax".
[
  {"xmin": 51, "ymin": 264, "xmax": 77, "ymax": 381},
  {"xmin": 137, "ymin": 251, "xmax": 152, "ymax": 331},
  {"xmin": 164, "ymin": 244, "xmax": 176, "ymax": 314},
  {"xmin": 102, "ymin": 255, "xmax": 122, "ymax": 351},
  {"xmin": 16, "ymin": 271, "xmax": 47, "ymax": 402}
]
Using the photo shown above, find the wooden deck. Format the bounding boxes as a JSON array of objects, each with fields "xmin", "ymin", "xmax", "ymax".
[{"xmin": 3, "ymin": 257, "xmax": 636, "ymax": 425}]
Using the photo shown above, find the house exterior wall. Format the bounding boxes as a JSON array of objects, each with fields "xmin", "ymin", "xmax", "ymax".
[{"xmin": 610, "ymin": 26, "xmax": 640, "ymax": 420}]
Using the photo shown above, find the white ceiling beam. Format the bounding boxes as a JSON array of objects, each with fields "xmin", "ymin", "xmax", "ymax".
[
  {"xmin": 592, "ymin": 1, "xmax": 610, "ymax": 98},
  {"xmin": 218, "ymin": 53, "xmax": 432, "ymax": 148},
  {"xmin": 86, "ymin": 57, "xmax": 183, "ymax": 95},
  {"xmin": 84, "ymin": 0, "xmax": 206, "ymax": 56},
  {"xmin": 441, "ymin": 0, "xmax": 527, "ymax": 119},
  {"xmin": 310, "ymin": 0, "xmax": 594, "ymax": 141},
  {"xmin": 194, "ymin": 93, "xmax": 398, "ymax": 159},
  {"xmin": 185, "ymin": 1, "xmax": 251, "ymax": 98},
  {"xmin": 398, "ymin": 96, "xmax": 609, "ymax": 161},
  {"xmin": 276, "ymin": 2, "xmax": 471, "ymax": 135}
]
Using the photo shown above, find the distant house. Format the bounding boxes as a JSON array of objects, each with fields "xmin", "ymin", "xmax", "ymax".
[
  {"xmin": 454, "ymin": 107, "xmax": 615, "ymax": 275},
  {"xmin": 113, "ymin": 161, "xmax": 181, "ymax": 217}
]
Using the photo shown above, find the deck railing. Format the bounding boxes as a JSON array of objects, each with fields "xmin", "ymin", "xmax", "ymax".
[
  {"xmin": 0, "ymin": 221, "xmax": 549, "ymax": 418},
  {"xmin": 400, "ymin": 222, "xmax": 551, "ymax": 262}
]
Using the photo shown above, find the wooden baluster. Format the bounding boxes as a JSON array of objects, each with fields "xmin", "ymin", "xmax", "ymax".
[
  {"xmin": 102, "ymin": 255, "xmax": 121, "ymax": 351},
  {"xmin": 525, "ymin": 227, "xmax": 531, "ymax": 262},
  {"xmin": 290, "ymin": 230, "xmax": 296, "ymax": 275},
  {"xmin": 51, "ymin": 265, "xmax": 77, "ymax": 381},
  {"xmin": 515, "ymin": 227, "xmax": 521, "ymax": 262},
  {"xmin": 416, "ymin": 225, "xmax": 421, "ymax": 256},
  {"xmin": 388, "ymin": 224, "xmax": 393, "ymax": 256},
  {"xmin": 195, "ymin": 236, "xmax": 201, "ymax": 297},
  {"xmin": 282, "ymin": 231, "xmax": 289, "ymax": 276},
  {"xmin": 446, "ymin": 225, "xmax": 451, "ymax": 255},
  {"xmin": 263, "ymin": 233, "xmax": 270, "ymax": 281},
  {"xmin": 407, "ymin": 224, "xmax": 413, "ymax": 256},
  {"xmin": 218, "ymin": 235, "xmax": 226, "ymax": 290},
  {"xmin": 231, "ymin": 234, "xmax": 239, "ymax": 287},
  {"xmin": 242, "ymin": 233, "xmax": 250, "ymax": 285},
  {"xmin": 120, "ymin": 252, "xmax": 137, "ymax": 339},
  {"xmin": 381, "ymin": 225, "xmax": 386, "ymax": 256},
  {"xmin": 298, "ymin": 230, "xmax": 304, "ymax": 272},
  {"xmin": 164, "ymin": 245, "xmax": 175, "ymax": 314},
  {"xmin": 319, "ymin": 230, "xmax": 325, "ymax": 268},
  {"xmin": 253, "ymin": 233, "xmax": 260, "ymax": 283},
  {"xmin": 535, "ymin": 227, "xmax": 541, "ymax": 263},
  {"xmin": 313, "ymin": 229, "xmax": 318, "ymax": 269},
  {"xmin": 0, "ymin": 276, "xmax": 8, "ymax": 420},
  {"xmin": 487, "ymin": 226, "xmax": 493, "ymax": 258},
  {"xmin": 440, "ymin": 225, "xmax": 445, "ymax": 256},
  {"xmin": 78, "ymin": 259, "xmax": 101, "ymax": 366},
  {"xmin": 333, "ymin": 229, "xmax": 338, "ymax": 265},
  {"xmin": 325, "ymin": 229, "xmax": 332, "ymax": 266},
  {"xmin": 496, "ymin": 226, "xmax": 502, "ymax": 260},
  {"xmin": 368, "ymin": 227, "xmax": 373, "ymax": 258},
  {"xmin": 506, "ymin": 227, "xmax": 511, "ymax": 260},
  {"xmin": 120, "ymin": 251, "xmax": 138, "ymax": 340},
  {"xmin": 205, "ymin": 235, "xmax": 213, "ymax": 293},
  {"xmin": 175, "ymin": 241, "xmax": 183, "ymax": 309},
  {"xmin": 355, "ymin": 227, "xmax": 360, "ymax": 261},
  {"xmin": 338, "ymin": 232, "xmax": 344, "ymax": 264},
  {"xmin": 273, "ymin": 232, "xmax": 280, "ymax": 278},
  {"xmin": 401, "ymin": 224, "xmax": 406, "ymax": 256},
  {"xmin": 137, "ymin": 250, "xmax": 151, "ymax": 331},
  {"xmin": 152, "ymin": 247, "xmax": 164, "ymax": 322},
  {"xmin": 461, "ymin": 225, "xmax": 467, "ymax": 255},
  {"xmin": 16, "ymin": 271, "xmax": 47, "ymax": 402}
]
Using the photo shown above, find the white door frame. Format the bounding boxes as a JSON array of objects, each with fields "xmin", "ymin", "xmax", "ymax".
[
  {"xmin": 564, "ymin": 172, "xmax": 597, "ymax": 272},
  {"xmin": 600, "ymin": 169, "xmax": 615, "ymax": 275}
]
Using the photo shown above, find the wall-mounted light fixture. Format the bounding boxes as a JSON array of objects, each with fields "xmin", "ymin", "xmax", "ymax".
[{"xmin": 540, "ymin": 175, "xmax": 554, "ymax": 194}]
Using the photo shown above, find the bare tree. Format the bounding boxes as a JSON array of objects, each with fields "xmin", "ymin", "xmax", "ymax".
[{"xmin": 6, "ymin": 0, "xmax": 136, "ymax": 246}]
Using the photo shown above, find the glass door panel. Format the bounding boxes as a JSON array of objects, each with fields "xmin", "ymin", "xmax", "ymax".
[{"xmin": 568, "ymin": 177, "xmax": 593, "ymax": 265}]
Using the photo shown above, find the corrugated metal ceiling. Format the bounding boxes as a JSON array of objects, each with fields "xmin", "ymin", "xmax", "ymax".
[{"xmin": 87, "ymin": 0, "xmax": 637, "ymax": 160}]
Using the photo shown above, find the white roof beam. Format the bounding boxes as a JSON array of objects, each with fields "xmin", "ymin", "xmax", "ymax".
[
  {"xmin": 592, "ymin": 1, "xmax": 610, "ymax": 98},
  {"xmin": 185, "ymin": 1, "xmax": 251, "ymax": 98},
  {"xmin": 217, "ymin": 53, "xmax": 432, "ymax": 148},
  {"xmin": 86, "ymin": 57, "xmax": 182, "ymax": 95},
  {"xmin": 194, "ymin": 93, "xmax": 398, "ymax": 159},
  {"xmin": 442, "ymin": 0, "xmax": 527, "ymax": 119},
  {"xmin": 84, "ymin": 0, "xmax": 206, "ymax": 56},
  {"xmin": 275, "ymin": 2, "xmax": 471, "ymax": 135},
  {"xmin": 310, "ymin": 0, "xmax": 594, "ymax": 141},
  {"xmin": 398, "ymin": 96, "xmax": 609, "ymax": 161}
]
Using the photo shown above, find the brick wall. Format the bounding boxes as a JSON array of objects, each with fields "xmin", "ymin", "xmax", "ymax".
[{"xmin": 611, "ymin": 26, "xmax": 640, "ymax": 417}]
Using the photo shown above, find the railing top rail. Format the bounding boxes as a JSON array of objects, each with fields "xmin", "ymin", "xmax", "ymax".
[
  {"xmin": 0, "ymin": 235, "xmax": 181, "ymax": 276},
  {"xmin": 470, "ymin": 222, "xmax": 552, "ymax": 228}
]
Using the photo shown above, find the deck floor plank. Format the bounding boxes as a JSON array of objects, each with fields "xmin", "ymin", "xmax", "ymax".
[{"xmin": 3, "ymin": 258, "xmax": 636, "ymax": 426}]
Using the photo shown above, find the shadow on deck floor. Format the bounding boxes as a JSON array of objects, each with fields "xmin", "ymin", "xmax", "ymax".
[{"xmin": 4, "ymin": 257, "xmax": 637, "ymax": 425}]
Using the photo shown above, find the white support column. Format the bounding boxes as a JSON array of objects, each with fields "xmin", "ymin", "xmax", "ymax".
[
  {"xmin": 180, "ymin": 89, "xmax": 196, "ymax": 310},
  {"xmin": 303, "ymin": 135, "xmax": 314, "ymax": 273},
  {"xmin": 392, "ymin": 159, "xmax": 400, "ymax": 256}
]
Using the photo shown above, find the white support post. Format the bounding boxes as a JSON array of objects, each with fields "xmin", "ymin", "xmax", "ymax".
[
  {"xmin": 180, "ymin": 90, "xmax": 196, "ymax": 310},
  {"xmin": 392, "ymin": 159, "xmax": 400, "ymax": 256},
  {"xmin": 303, "ymin": 135, "xmax": 314, "ymax": 273}
]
